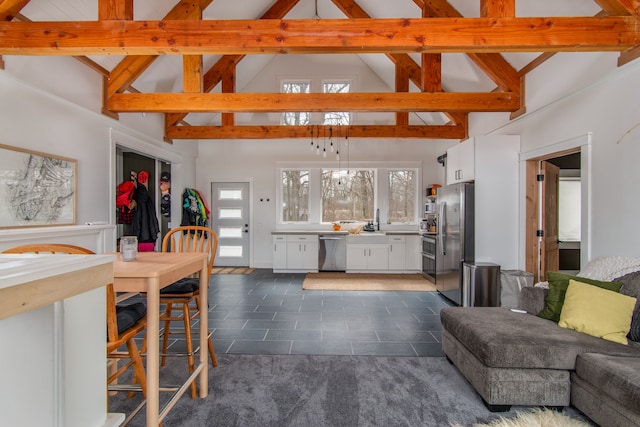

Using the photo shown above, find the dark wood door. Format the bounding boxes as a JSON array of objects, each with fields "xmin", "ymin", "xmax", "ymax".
[{"xmin": 540, "ymin": 161, "xmax": 559, "ymax": 280}]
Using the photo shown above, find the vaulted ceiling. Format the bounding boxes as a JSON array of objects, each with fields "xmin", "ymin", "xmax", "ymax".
[{"xmin": 1, "ymin": 0, "xmax": 639, "ymax": 141}]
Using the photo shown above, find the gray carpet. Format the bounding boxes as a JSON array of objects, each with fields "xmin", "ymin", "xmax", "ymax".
[{"xmin": 109, "ymin": 354, "xmax": 594, "ymax": 427}]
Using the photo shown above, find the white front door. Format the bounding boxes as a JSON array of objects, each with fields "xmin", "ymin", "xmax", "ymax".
[{"xmin": 211, "ymin": 182, "xmax": 250, "ymax": 267}]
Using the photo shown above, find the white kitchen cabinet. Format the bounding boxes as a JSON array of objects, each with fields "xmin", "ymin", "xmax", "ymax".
[
  {"xmin": 285, "ymin": 235, "xmax": 318, "ymax": 272},
  {"xmin": 346, "ymin": 244, "xmax": 389, "ymax": 271},
  {"xmin": 368, "ymin": 246, "xmax": 389, "ymax": 270},
  {"xmin": 272, "ymin": 235, "xmax": 287, "ymax": 271},
  {"xmin": 388, "ymin": 235, "xmax": 406, "ymax": 271},
  {"xmin": 446, "ymin": 139, "xmax": 475, "ymax": 185},
  {"xmin": 404, "ymin": 235, "xmax": 421, "ymax": 272},
  {"xmin": 272, "ymin": 234, "xmax": 318, "ymax": 272},
  {"xmin": 346, "ymin": 244, "xmax": 369, "ymax": 271}
]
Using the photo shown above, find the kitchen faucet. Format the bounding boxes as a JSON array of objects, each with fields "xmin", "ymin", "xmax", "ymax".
[{"xmin": 375, "ymin": 208, "xmax": 380, "ymax": 231}]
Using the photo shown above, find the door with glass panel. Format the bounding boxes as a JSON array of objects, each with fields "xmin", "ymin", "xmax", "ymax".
[{"xmin": 211, "ymin": 182, "xmax": 250, "ymax": 267}]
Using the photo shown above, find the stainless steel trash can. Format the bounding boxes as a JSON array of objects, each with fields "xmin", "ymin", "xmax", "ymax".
[{"xmin": 462, "ymin": 262, "xmax": 501, "ymax": 307}]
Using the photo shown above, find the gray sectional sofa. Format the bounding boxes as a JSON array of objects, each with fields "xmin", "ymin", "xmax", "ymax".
[{"xmin": 440, "ymin": 264, "xmax": 640, "ymax": 427}]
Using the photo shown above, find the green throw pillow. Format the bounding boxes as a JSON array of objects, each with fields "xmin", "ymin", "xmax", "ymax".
[{"xmin": 537, "ymin": 272, "xmax": 623, "ymax": 323}]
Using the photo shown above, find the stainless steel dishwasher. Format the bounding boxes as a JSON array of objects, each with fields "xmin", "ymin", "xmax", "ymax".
[{"xmin": 318, "ymin": 234, "xmax": 347, "ymax": 271}]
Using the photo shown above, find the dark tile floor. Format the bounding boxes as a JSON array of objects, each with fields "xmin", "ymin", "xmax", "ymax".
[{"xmin": 170, "ymin": 269, "xmax": 454, "ymax": 357}]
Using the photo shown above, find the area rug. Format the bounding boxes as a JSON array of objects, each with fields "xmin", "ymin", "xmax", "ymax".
[
  {"xmin": 453, "ymin": 408, "xmax": 593, "ymax": 427},
  {"xmin": 108, "ymin": 354, "xmax": 594, "ymax": 427},
  {"xmin": 212, "ymin": 267, "xmax": 255, "ymax": 275},
  {"xmin": 302, "ymin": 272, "xmax": 436, "ymax": 291}
]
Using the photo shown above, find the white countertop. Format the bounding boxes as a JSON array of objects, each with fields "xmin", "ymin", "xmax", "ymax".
[
  {"xmin": 271, "ymin": 230, "xmax": 419, "ymax": 236},
  {"xmin": 0, "ymin": 254, "xmax": 114, "ymax": 319}
]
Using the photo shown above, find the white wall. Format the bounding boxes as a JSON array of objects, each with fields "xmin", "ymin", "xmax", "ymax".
[
  {"xmin": 0, "ymin": 63, "xmax": 198, "ymax": 247},
  {"xmin": 474, "ymin": 58, "xmax": 640, "ymax": 263},
  {"xmin": 0, "ymin": 57, "xmax": 198, "ymax": 426}
]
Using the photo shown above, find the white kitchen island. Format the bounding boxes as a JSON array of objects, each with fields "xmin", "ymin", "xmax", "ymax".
[{"xmin": 0, "ymin": 254, "xmax": 119, "ymax": 427}]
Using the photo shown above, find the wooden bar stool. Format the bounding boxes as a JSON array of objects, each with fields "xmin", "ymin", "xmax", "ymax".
[{"xmin": 158, "ymin": 226, "xmax": 218, "ymax": 398}]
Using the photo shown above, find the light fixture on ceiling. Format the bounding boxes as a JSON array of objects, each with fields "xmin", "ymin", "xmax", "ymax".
[
  {"xmin": 323, "ymin": 126, "xmax": 327, "ymax": 158},
  {"xmin": 309, "ymin": 124, "xmax": 344, "ymax": 161},
  {"xmin": 310, "ymin": 126, "xmax": 315, "ymax": 151}
]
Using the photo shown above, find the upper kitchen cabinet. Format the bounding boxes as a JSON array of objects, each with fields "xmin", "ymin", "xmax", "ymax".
[{"xmin": 446, "ymin": 139, "xmax": 475, "ymax": 185}]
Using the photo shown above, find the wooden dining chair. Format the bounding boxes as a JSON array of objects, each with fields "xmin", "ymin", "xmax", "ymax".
[
  {"xmin": 1, "ymin": 243, "xmax": 148, "ymax": 397},
  {"xmin": 159, "ymin": 225, "xmax": 218, "ymax": 398}
]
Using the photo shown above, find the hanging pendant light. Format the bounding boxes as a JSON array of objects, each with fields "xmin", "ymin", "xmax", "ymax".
[
  {"xmin": 322, "ymin": 125, "xmax": 327, "ymax": 158},
  {"xmin": 337, "ymin": 125, "xmax": 341, "ymax": 185},
  {"xmin": 329, "ymin": 126, "xmax": 334, "ymax": 152},
  {"xmin": 310, "ymin": 126, "xmax": 315, "ymax": 151},
  {"xmin": 335, "ymin": 125, "xmax": 340, "ymax": 161}
]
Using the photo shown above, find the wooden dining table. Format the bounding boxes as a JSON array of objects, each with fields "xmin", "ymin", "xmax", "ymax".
[{"xmin": 112, "ymin": 251, "xmax": 209, "ymax": 427}]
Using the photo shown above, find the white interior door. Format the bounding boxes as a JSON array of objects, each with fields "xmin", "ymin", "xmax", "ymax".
[{"xmin": 211, "ymin": 182, "xmax": 250, "ymax": 267}]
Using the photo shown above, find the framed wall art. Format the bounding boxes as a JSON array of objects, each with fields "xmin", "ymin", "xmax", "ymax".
[{"xmin": 0, "ymin": 144, "xmax": 77, "ymax": 228}]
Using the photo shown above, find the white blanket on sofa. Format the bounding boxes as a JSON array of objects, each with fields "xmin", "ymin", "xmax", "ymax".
[
  {"xmin": 577, "ymin": 256, "xmax": 640, "ymax": 282},
  {"xmin": 534, "ymin": 256, "xmax": 640, "ymax": 288}
]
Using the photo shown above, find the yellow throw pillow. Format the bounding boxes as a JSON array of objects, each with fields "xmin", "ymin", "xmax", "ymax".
[{"xmin": 559, "ymin": 279, "xmax": 637, "ymax": 345}]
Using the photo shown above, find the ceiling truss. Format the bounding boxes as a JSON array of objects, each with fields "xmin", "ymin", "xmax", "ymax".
[{"xmin": 1, "ymin": 0, "xmax": 638, "ymax": 141}]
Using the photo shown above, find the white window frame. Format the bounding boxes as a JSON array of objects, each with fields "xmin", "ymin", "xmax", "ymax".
[
  {"xmin": 322, "ymin": 79, "xmax": 351, "ymax": 126},
  {"xmin": 276, "ymin": 162, "xmax": 421, "ymax": 227},
  {"xmin": 386, "ymin": 168, "xmax": 420, "ymax": 225},
  {"xmin": 280, "ymin": 168, "xmax": 311, "ymax": 224},
  {"xmin": 320, "ymin": 167, "xmax": 377, "ymax": 224},
  {"xmin": 280, "ymin": 79, "xmax": 311, "ymax": 126}
]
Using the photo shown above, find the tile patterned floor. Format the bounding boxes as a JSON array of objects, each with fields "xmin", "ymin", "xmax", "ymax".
[{"xmin": 171, "ymin": 269, "xmax": 454, "ymax": 357}]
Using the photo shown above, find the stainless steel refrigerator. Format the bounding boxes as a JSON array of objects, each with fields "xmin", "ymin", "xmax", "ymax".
[{"xmin": 436, "ymin": 182, "xmax": 475, "ymax": 305}]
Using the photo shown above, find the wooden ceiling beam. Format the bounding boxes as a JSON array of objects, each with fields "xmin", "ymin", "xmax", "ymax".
[
  {"xmin": 0, "ymin": 0, "xmax": 29, "ymax": 22},
  {"xmin": 221, "ymin": 66, "xmax": 235, "ymax": 127},
  {"xmin": 166, "ymin": 55, "xmax": 243, "ymax": 127},
  {"xmin": 332, "ymin": 0, "xmax": 449, "ymax": 125},
  {"xmin": 594, "ymin": 0, "xmax": 640, "ymax": 65},
  {"xmin": 331, "ymin": 0, "xmax": 465, "ymax": 128},
  {"xmin": 107, "ymin": 0, "xmax": 213, "ymax": 98},
  {"xmin": 166, "ymin": 124, "xmax": 468, "ymax": 139},
  {"xmin": 395, "ymin": 64, "xmax": 409, "ymax": 126},
  {"xmin": 182, "ymin": 3, "xmax": 204, "ymax": 95},
  {"xmin": 593, "ymin": 0, "xmax": 639, "ymax": 16},
  {"xmin": 164, "ymin": 0, "xmax": 300, "ymax": 128},
  {"xmin": 420, "ymin": 3, "xmax": 442, "ymax": 93},
  {"xmin": 108, "ymin": 92, "xmax": 520, "ymax": 113},
  {"xmin": 481, "ymin": 0, "xmax": 515, "ymax": 17},
  {"xmin": 98, "ymin": 0, "xmax": 133, "ymax": 21},
  {"xmin": 414, "ymin": 0, "xmax": 521, "ymax": 94},
  {"xmin": 1, "ymin": 17, "xmax": 637, "ymax": 56},
  {"xmin": 618, "ymin": 45, "xmax": 640, "ymax": 65}
]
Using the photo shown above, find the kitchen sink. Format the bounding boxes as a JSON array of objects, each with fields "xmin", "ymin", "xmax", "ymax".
[{"xmin": 346, "ymin": 232, "xmax": 387, "ymax": 244}]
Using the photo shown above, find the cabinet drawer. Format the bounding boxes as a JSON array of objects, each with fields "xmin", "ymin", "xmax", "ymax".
[
  {"xmin": 286, "ymin": 235, "xmax": 318, "ymax": 243},
  {"xmin": 272, "ymin": 236, "xmax": 286, "ymax": 242},
  {"xmin": 387, "ymin": 235, "xmax": 406, "ymax": 243}
]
